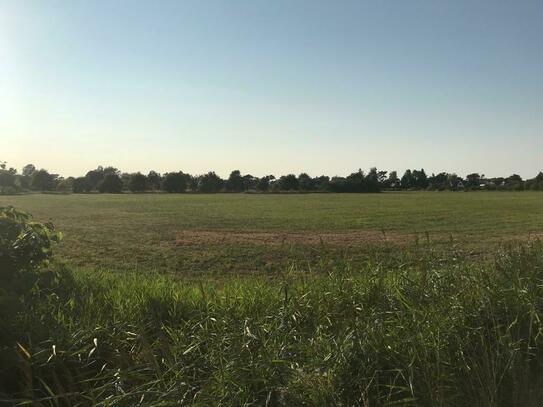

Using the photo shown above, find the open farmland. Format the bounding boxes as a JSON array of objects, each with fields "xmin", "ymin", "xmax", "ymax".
[
  {"xmin": 3, "ymin": 193, "xmax": 543, "ymax": 405},
  {"xmin": 1, "ymin": 191, "xmax": 542, "ymax": 275}
]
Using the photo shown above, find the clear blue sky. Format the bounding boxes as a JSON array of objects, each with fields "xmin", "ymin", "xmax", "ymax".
[{"xmin": 2, "ymin": 0, "xmax": 542, "ymax": 178}]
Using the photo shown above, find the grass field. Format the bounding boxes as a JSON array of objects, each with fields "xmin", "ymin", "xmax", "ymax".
[
  {"xmin": 1, "ymin": 191, "xmax": 542, "ymax": 275},
  {"xmin": 3, "ymin": 192, "xmax": 543, "ymax": 405}
]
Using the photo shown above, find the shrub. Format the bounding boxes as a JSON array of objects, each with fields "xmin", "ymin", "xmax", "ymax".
[{"xmin": 0, "ymin": 207, "xmax": 61, "ymax": 397}]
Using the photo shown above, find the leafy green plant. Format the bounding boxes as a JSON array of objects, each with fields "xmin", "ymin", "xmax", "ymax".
[
  {"xmin": 0, "ymin": 206, "xmax": 61, "ymax": 400},
  {"xmin": 0, "ymin": 206, "xmax": 61, "ymax": 290}
]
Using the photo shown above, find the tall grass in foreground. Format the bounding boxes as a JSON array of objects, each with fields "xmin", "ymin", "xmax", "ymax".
[{"xmin": 3, "ymin": 242, "xmax": 543, "ymax": 406}]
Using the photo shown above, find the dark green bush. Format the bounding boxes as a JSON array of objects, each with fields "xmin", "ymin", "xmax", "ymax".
[{"xmin": 0, "ymin": 206, "xmax": 61, "ymax": 399}]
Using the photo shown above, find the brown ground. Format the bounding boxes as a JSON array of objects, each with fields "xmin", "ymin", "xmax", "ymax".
[{"xmin": 175, "ymin": 229, "xmax": 415, "ymax": 247}]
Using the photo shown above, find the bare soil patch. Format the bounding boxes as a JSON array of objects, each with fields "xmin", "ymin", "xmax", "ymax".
[{"xmin": 175, "ymin": 230, "xmax": 414, "ymax": 247}]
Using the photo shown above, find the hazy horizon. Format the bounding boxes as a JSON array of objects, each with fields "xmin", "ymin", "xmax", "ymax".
[{"xmin": 2, "ymin": 1, "xmax": 542, "ymax": 178}]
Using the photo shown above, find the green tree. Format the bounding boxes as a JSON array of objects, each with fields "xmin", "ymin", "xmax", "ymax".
[
  {"xmin": 226, "ymin": 170, "xmax": 244, "ymax": 192},
  {"xmin": 198, "ymin": 172, "xmax": 224, "ymax": 193},
  {"xmin": 128, "ymin": 172, "xmax": 148, "ymax": 192},
  {"xmin": 98, "ymin": 173, "xmax": 123, "ymax": 193},
  {"xmin": 278, "ymin": 174, "xmax": 299, "ymax": 191},
  {"xmin": 85, "ymin": 166, "xmax": 119, "ymax": 191},
  {"xmin": 72, "ymin": 177, "xmax": 91, "ymax": 193},
  {"xmin": 298, "ymin": 173, "xmax": 315, "ymax": 191},
  {"xmin": 31, "ymin": 169, "xmax": 58, "ymax": 191},
  {"xmin": 257, "ymin": 175, "xmax": 274, "ymax": 192},
  {"xmin": 413, "ymin": 168, "xmax": 429, "ymax": 189},
  {"xmin": 162, "ymin": 172, "xmax": 188, "ymax": 193},
  {"xmin": 242, "ymin": 174, "xmax": 257, "ymax": 191},
  {"xmin": 388, "ymin": 171, "xmax": 399, "ymax": 189},
  {"xmin": 20, "ymin": 164, "xmax": 36, "ymax": 189},
  {"xmin": 0, "ymin": 164, "xmax": 16, "ymax": 189},
  {"xmin": 400, "ymin": 170, "xmax": 414, "ymax": 189},
  {"xmin": 465, "ymin": 173, "xmax": 482, "ymax": 189},
  {"xmin": 147, "ymin": 171, "xmax": 163, "ymax": 190}
]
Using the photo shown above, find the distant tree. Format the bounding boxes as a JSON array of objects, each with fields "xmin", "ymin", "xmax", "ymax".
[
  {"xmin": 400, "ymin": 170, "xmax": 414, "ymax": 189},
  {"xmin": 377, "ymin": 170, "xmax": 388, "ymax": 187},
  {"xmin": 430, "ymin": 172, "xmax": 449, "ymax": 190},
  {"xmin": 506, "ymin": 174, "xmax": 523, "ymax": 183},
  {"xmin": 162, "ymin": 172, "xmax": 188, "ymax": 193},
  {"xmin": 313, "ymin": 175, "xmax": 330, "ymax": 191},
  {"xmin": 147, "ymin": 171, "xmax": 162, "ymax": 190},
  {"xmin": 188, "ymin": 175, "xmax": 199, "ymax": 192},
  {"xmin": 31, "ymin": 169, "xmax": 58, "ymax": 191},
  {"xmin": 22, "ymin": 164, "xmax": 36, "ymax": 177},
  {"xmin": 502, "ymin": 174, "xmax": 523, "ymax": 191},
  {"xmin": 298, "ymin": 173, "xmax": 315, "ymax": 191},
  {"xmin": 128, "ymin": 172, "xmax": 147, "ymax": 192},
  {"xmin": 0, "ymin": 165, "xmax": 16, "ymax": 188},
  {"xmin": 226, "ymin": 170, "xmax": 244, "ymax": 192},
  {"xmin": 98, "ymin": 173, "xmax": 123, "ymax": 193},
  {"xmin": 278, "ymin": 174, "xmax": 299, "ymax": 191},
  {"xmin": 343, "ymin": 171, "xmax": 362, "ymax": 192},
  {"xmin": 198, "ymin": 172, "xmax": 224, "ymax": 193},
  {"xmin": 85, "ymin": 167, "xmax": 104, "ymax": 190},
  {"xmin": 448, "ymin": 173, "xmax": 463, "ymax": 190},
  {"xmin": 56, "ymin": 177, "xmax": 74, "ymax": 193},
  {"xmin": 20, "ymin": 164, "xmax": 36, "ymax": 189},
  {"xmin": 413, "ymin": 169, "xmax": 429, "ymax": 189},
  {"xmin": 388, "ymin": 171, "xmax": 399, "ymax": 189},
  {"xmin": 85, "ymin": 166, "xmax": 119, "ymax": 191},
  {"xmin": 257, "ymin": 175, "xmax": 274, "ymax": 192},
  {"xmin": 242, "ymin": 174, "xmax": 257, "ymax": 191},
  {"xmin": 525, "ymin": 172, "xmax": 543, "ymax": 190},
  {"xmin": 366, "ymin": 168, "xmax": 380, "ymax": 192},
  {"xmin": 72, "ymin": 177, "xmax": 91, "ymax": 193},
  {"xmin": 465, "ymin": 173, "xmax": 482, "ymax": 190},
  {"xmin": 120, "ymin": 173, "xmax": 131, "ymax": 190}
]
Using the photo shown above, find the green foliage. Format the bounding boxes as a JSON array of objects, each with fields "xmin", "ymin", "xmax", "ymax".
[
  {"xmin": 0, "ymin": 206, "xmax": 62, "ymax": 398},
  {"xmin": 31, "ymin": 169, "xmax": 58, "ymax": 191},
  {"xmin": 147, "ymin": 170, "xmax": 163, "ymax": 190},
  {"xmin": 0, "ymin": 206, "xmax": 60, "ymax": 285},
  {"xmin": 278, "ymin": 174, "xmax": 299, "ymax": 191},
  {"xmin": 128, "ymin": 172, "xmax": 148, "ymax": 192},
  {"xmin": 225, "ymin": 170, "xmax": 244, "ymax": 192},
  {"xmin": 257, "ymin": 175, "xmax": 275, "ymax": 191},
  {"xmin": 72, "ymin": 176, "xmax": 91, "ymax": 193},
  {"xmin": 198, "ymin": 171, "xmax": 224, "ymax": 192},
  {"xmin": 298, "ymin": 172, "xmax": 315, "ymax": 191},
  {"xmin": 98, "ymin": 173, "xmax": 123, "ymax": 193},
  {"xmin": 162, "ymin": 171, "xmax": 188, "ymax": 193}
]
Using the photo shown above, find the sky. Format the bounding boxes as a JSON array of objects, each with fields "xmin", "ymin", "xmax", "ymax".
[{"xmin": 1, "ymin": 0, "xmax": 542, "ymax": 178}]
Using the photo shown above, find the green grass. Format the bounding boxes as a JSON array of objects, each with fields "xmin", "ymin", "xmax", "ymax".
[
  {"xmin": 3, "ymin": 193, "xmax": 543, "ymax": 405},
  {"xmin": 1, "ymin": 192, "xmax": 542, "ymax": 274},
  {"xmin": 6, "ymin": 243, "xmax": 543, "ymax": 406}
]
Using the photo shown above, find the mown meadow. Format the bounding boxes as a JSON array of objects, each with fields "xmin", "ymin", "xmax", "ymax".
[
  {"xmin": 0, "ymin": 192, "xmax": 542, "ymax": 275},
  {"xmin": 2, "ymin": 192, "xmax": 543, "ymax": 406}
]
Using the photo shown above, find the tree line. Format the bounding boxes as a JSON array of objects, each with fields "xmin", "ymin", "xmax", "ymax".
[{"xmin": 1, "ymin": 161, "xmax": 542, "ymax": 194}]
